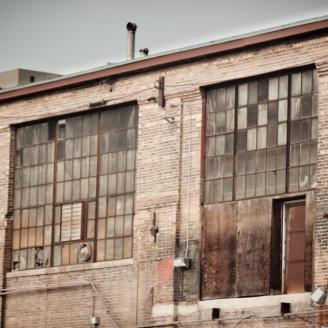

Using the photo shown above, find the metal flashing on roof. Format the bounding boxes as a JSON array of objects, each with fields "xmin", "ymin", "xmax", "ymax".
[{"xmin": 1, "ymin": 15, "xmax": 328, "ymax": 102}]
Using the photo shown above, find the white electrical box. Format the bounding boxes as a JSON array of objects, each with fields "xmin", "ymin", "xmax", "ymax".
[
  {"xmin": 90, "ymin": 316, "xmax": 100, "ymax": 325},
  {"xmin": 173, "ymin": 257, "xmax": 191, "ymax": 269}
]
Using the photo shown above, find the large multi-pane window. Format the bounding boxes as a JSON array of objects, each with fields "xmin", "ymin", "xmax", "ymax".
[
  {"xmin": 12, "ymin": 104, "xmax": 137, "ymax": 270},
  {"xmin": 204, "ymin": 69, "xmax": 318, "ymax": 203}
]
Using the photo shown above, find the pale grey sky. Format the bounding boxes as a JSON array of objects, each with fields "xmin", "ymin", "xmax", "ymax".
[{"xmin": 1, "ymin": 0, "xmax": 328, "ymax": 75}]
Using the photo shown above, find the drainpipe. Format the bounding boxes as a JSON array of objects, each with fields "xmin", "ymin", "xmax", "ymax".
[{"xmin": 127, "ymin": 22, "xmax": 137, "ymax": 60}]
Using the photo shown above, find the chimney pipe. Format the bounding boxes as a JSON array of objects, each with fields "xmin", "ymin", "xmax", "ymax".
[{"xmin": 126, "ymin": 22, "xmax": 137, "ymax": 60}]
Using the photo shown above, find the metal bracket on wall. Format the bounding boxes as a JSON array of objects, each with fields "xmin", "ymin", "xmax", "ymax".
[
  {"xmin": 155, "ymin": 76, "xmax": 165, "ymax": 108},
  {"xmin": 150, "ymin": 212, "xmax": 159, "ymax": 243}
]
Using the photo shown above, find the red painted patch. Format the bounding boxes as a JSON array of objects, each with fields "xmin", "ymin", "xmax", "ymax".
[{"xmin": 157, "ymin": 257, "xmax": 173, "ymax": 284}]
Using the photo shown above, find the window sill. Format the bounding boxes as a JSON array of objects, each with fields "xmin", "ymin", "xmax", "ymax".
[
  {"xmin": 6, "ymin": 258, "xmax": 133, "ymax": 278},
  {"xmin": 199, "ymin": 292, "xmax": 311, "ymax": 311}
]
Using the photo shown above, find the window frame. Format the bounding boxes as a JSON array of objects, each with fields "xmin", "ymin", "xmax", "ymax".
[
  {"xmin": 11, "ymin": 102, "xmax": 138, "ymax": 270},
  {"xmin": 202, "ymin": 65, "xmax": 318, "ymax": 203}
]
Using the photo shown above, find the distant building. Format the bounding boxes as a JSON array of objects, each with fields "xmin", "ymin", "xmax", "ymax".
[{"xmin": 0, "ymin": 68, "xmax": 61, "ymax": 89}]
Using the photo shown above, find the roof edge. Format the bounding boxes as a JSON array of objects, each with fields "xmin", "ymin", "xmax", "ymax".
[{"xmin": 1, "ymin": 16, "xmax": 328, "ymax": 102}]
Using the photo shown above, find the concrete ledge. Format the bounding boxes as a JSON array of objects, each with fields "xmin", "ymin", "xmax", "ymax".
[
  {"xmin": 152, "ymin": 293, "xmax": 311, "ymax": 318},
  {"xmin": 199, "ymin": 293, "xmax": 311, "ymax": 310},
  {"xmin": 6, "ymin": 258, "xmax": 133, "ymax": 278}
]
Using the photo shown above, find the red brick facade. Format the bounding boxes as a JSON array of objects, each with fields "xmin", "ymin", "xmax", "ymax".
[{"xmin": 0, "ymin": 23, "xmax": 328, "ymax": 327}]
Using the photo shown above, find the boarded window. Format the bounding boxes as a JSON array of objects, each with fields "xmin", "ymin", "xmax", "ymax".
[{"xmin": 60, "ymin": 203, "xmax": 83, "ymax": 242}]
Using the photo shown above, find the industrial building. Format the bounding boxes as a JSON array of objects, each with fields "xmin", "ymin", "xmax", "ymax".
[{"xmin": 0, "ymin": 16, "xmax": 328, "ymax": 327}]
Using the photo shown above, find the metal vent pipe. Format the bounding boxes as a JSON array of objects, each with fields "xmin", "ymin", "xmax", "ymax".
[{"xmin": 127, "ymin": 22, "xmax": 137, "ymax": 60}]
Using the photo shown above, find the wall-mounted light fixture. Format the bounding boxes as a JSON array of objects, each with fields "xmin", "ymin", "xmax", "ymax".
[{"xmin": 311, "ymin": 287, "xmax": 327, "ymax": 305}]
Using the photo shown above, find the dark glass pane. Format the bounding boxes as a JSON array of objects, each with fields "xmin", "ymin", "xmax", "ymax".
[
  {"xmin": 268, "ymin": 101, "xmax": 278, "ymax": 123},
  {"xmin": 291, "ymin": 97, "xmax": 301, "ymax": 120},
  {"xmin": 266, "ymin": 171, "xmax": 276, "ymax": 195},
  {"xmin": 99, "ymin": 175, "xmax": 108, "ymax": 196},
  {"xmin": 206, "ymin": 113, "xmax": 215, "ymax": 136},
  {"xmin": 255, "ymin": 150, "xmax": 266, "ymax": 173},
  {"xmin": 126, "ymin": 129, "xmax": 136, "ymax": 149},
  {"xmin": 267, "ymin": 124, "xmax": 277, "ymax": 147},
  {"xmin": 235, "ymin": 176, "xmax": 245, "ymax": 200},
  {"xmin": 288, "ymin": 168, "xmax": 299, "ymax": 192},
  {"xmin": 65, "ymin": 140, "xmax": 73, "ymax": 160},
  {"xmin": 302, "ymin": 71, "xmax": 312, "ymax": 94},
  {"xmin": 223, "ymin": 178, "xmax": 233, "ymax": 201},
  {"xmin": 257, "ymin": 127, "xmax": 267, "ymax": 149},
  {"xmin": 277, "ymin": 146, "xmax": 286, "ymax": 169},
  {"xmin": 290, "ymin": 122, "xmax": 300, "ymax": 144},
  {"xmin": 267, "ymin": 148, "xmax": 276, "ymax": 171},
  {"xmin": 256, "ymin": 173, "xmax": 265, "ymax": 196},
  {"xmin": 312, "ymin": 118, "xmax": 318, "ymax": 140},
  {"xmin": 236, "ymin": 152, "xmax": 246, "ymax": 176},
  {"xmin": 246, "ymin": 175, "xmax": 255, "ymax": 197},
  {"xmin": 97, "ymin": 218, "xmax": 106, "ymax": 239},
  {"xmin": 207, "ymin": 90, "xmax": 217, "ymax": 112},
  {"xmin": 291, "ymin": 73, "xmax": 301, "ymax": 96},
  {"xmin": 39, "ymin": 144, "xmax": 47, "ymax": 164},
  {"xmin": 216, "ymin": 88, "xmax": 226, "ymax": 111},
  {"xmin": 72, "ymin": 159, "xmax": 81, "ymax": 179},
  {"xmin": 300, "ymin": 142, "xmax": 310, "ymax": 165},
  {"xmin": 64, "ymin": 160, "xmax": 73, "ymax": 181},
  {"xmin": 248, "ymin": 82, "xmax": 257, "ymax": 104},
  {"xmin": 226, "ymin": 109, "xmax": 234, "ymax": 131},
  {"xmin": 301, "ymin": 95, "xmax": 312, "ymax": 118},
  {"xmin": 206, "ymin": 137, "xmax": 215, "ymax": 157},
  {"xmin": 289, "ymin": 144, "xmax": 300, "ymax": 167},
  {"xmin": 300, "ymin": 120, "xmax": 311, "ymax": 142},
  {"xmin": 246, "ymin": 151, "xmax": 256, "ymax": 174},
  {"xmin": 310, "ymin": 141, "xmax": 317, "ymax": 164},
  {"xmin": 226, "ymin": 87, "xmax": 235, "ymax": 109},
  {"xmin": 237, "ymin": 131, "xmax": 247, "ymax": 152},
  {"xmin": 215, "ymin": 135, "xmax": 225, "ymax": 156},
  {"xmin": 258, "ymin": 79, "xmax": 268, "ymax": 102},
  {"xmin": 107, "ymin": 197, "xmax": 116, "ymax": 216},
  {"xmin": 247, "ymin": 104, "xmax": 258, "ymax": 127},
  {"xmin": 99, "ymin": 133, "xmax": 108, "ymax": 154},
  {"xmin": 114, "ymin": 238, "xmax": 123, "ymax": 259},
  {"xmin": 223, "ymin": 155, "xmax": 233, "ymax": 177},
  {"xmin": 57, "ymin": 141, "xmax": 65, "ymax": 160},
  {"xmin": 225, "ymin": 134, "xmax": 234, "ymax": 154},
  {"xmin": 118, "ymin": 107, "xmax": 137, "ymax": 128},
  {"xmin": 299, "ymin": 166, "xmax": 310, "ymax": 190},
  {"xmin": 215, "ymin": 112, "xmax": 226, "ymax": 133},
  {"xmin": 125, "ymin": 195, "xmax": 133, "ymax": 214},
  {"xmin": 58, "ymin": 120, "xmax": 67, "ymax": 140},
  {"xmin": 72, "ymin": 117, "xmax": 82, "ymax": 138}
]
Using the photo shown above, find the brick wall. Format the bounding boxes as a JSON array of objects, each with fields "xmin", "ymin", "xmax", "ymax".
[{"xmin": 0, "ymin": 32, "xmax": 327, "ymax": 327}]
